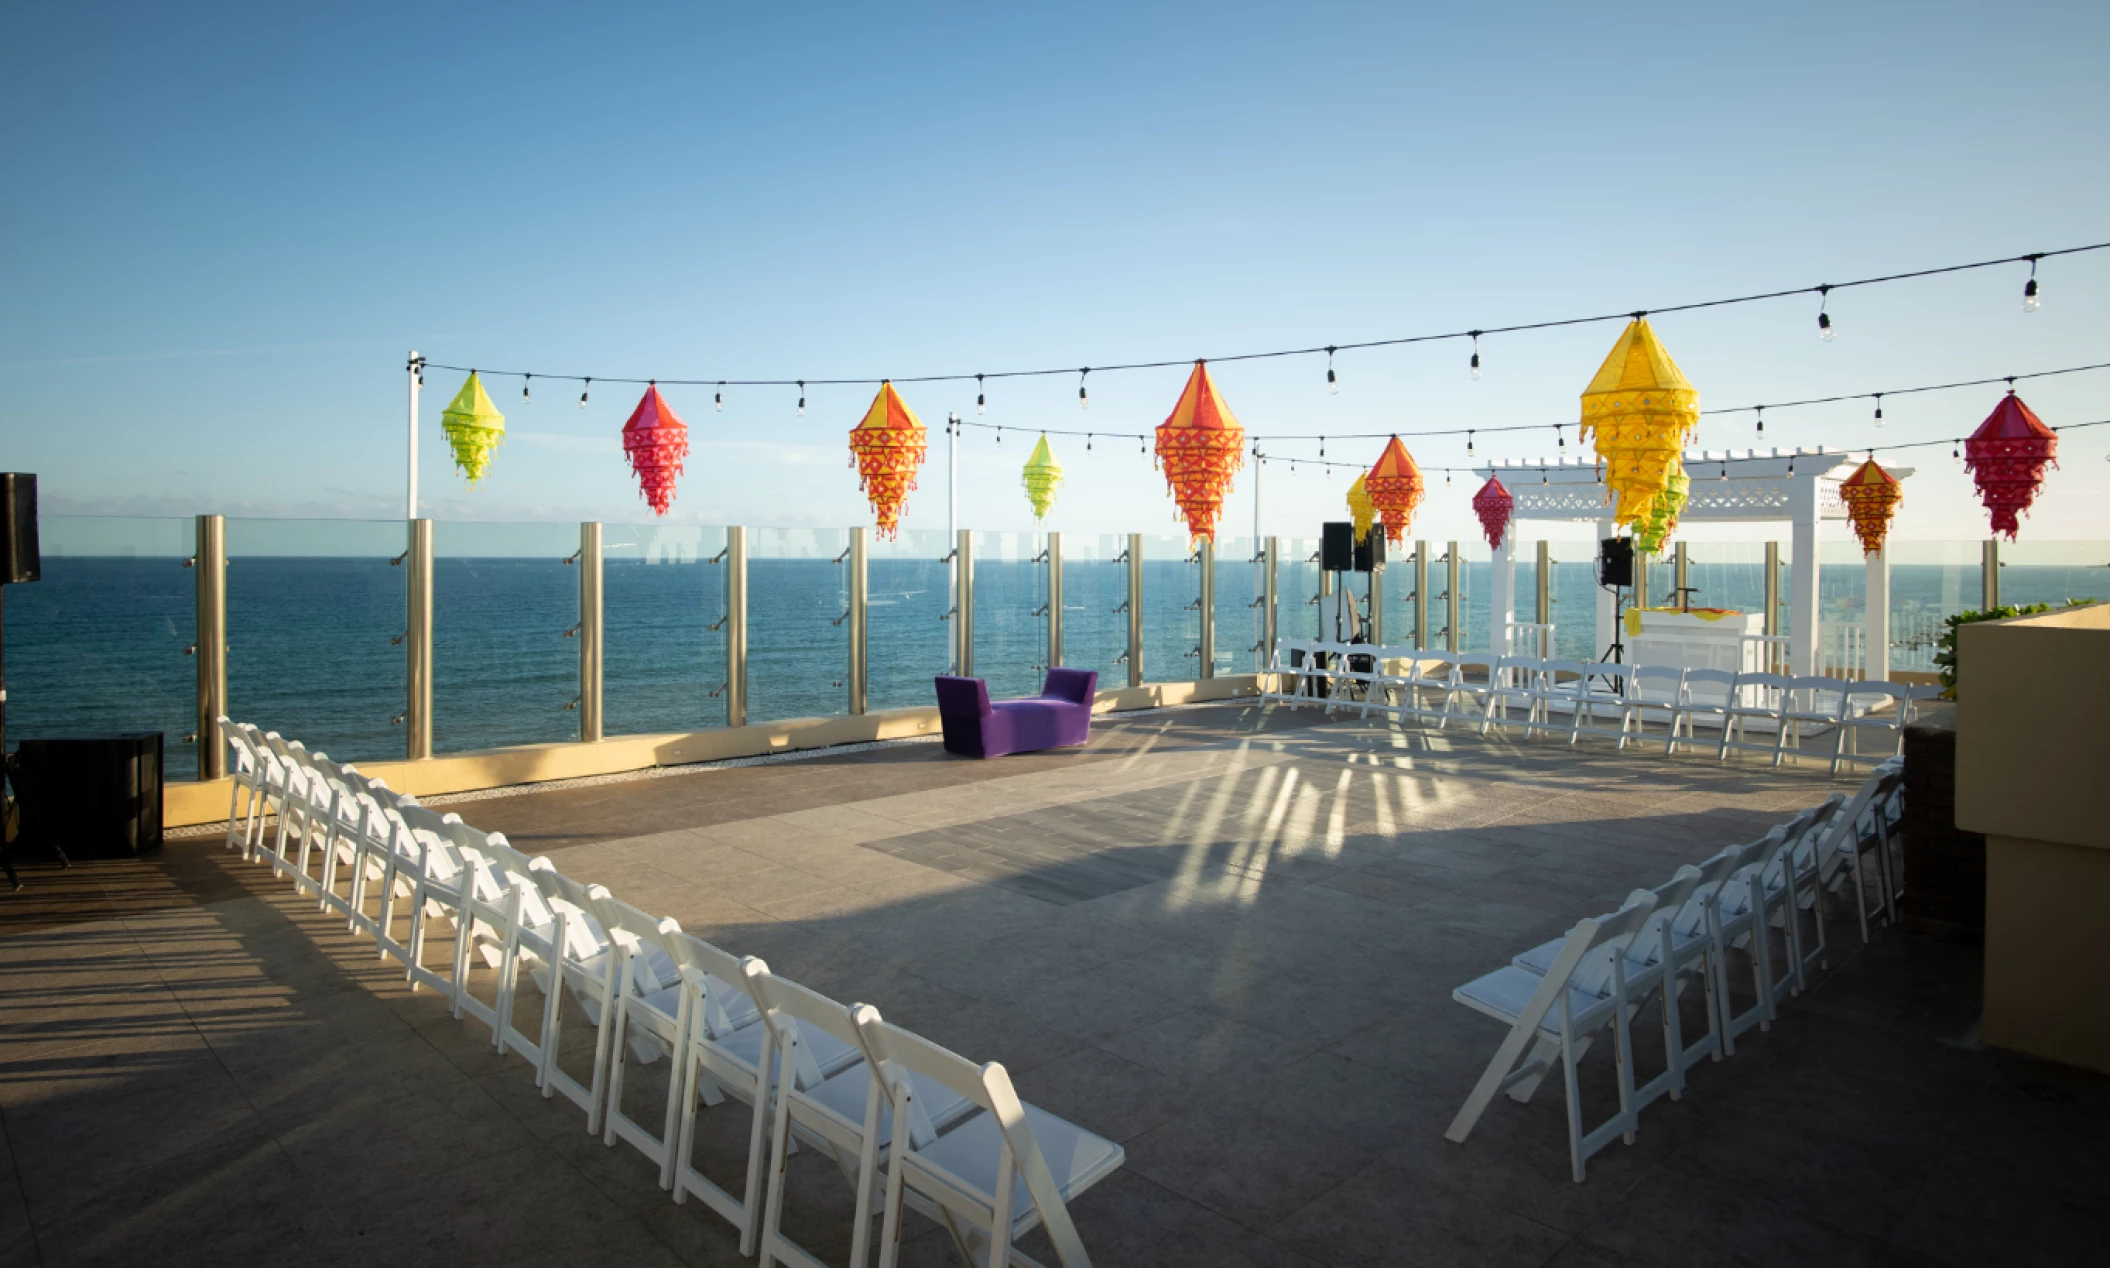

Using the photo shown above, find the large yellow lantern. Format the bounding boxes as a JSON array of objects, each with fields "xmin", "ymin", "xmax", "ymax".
[
  {"xmin": 1345, "ymin": 472, "xmax": 1377, "ymax": 543},
  {"xmin": 1579, "ymin": 317, "xmax": 1700, "ymax": 531},
  {"xmin": 1022, "ymin": 433, "xmax": 1064, "ymax": 521},
  {"xmin": 440, "ymin": 372, "xmax": 506, "ymax": 485}
]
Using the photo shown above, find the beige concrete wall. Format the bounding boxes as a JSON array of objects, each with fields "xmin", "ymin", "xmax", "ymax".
[
  {"xmin": 167, "ymin": 673, "xmax": 1270, "ymax": 829},
  {"xmin": 1984, "ymin": 833, "xmax": 2110, "ymax": 1075},
  {"xmin": 1956, "ymin": 602, "xmax": 2110, "ymax": 1073}
]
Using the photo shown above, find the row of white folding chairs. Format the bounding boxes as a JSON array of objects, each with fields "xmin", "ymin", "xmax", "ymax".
[
  {"xmin": 1264, "ymin": 644, "xmax": 1937, "ymax": 774},
  {"xmin": 1442, "ymin": 760, "xmax": 1907, "ymax": 1181},
  {"xmin": 215, "ymin": 717, "xmax": 1122, "ymax": 1268}
]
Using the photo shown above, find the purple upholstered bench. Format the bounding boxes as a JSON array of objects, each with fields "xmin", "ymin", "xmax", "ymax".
[{"xmin": 934, "ymin": 669, "xmax": 1098, "ymax": 759}]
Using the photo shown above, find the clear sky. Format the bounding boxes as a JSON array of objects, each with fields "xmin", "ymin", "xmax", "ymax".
[{"xmin": 4, "ymin": 1, "xmax": 2108, "ymax": 550}]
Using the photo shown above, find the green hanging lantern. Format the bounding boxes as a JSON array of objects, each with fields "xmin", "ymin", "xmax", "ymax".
[
  {"xmin": 1634, "ymin": 463, "xmax": 1690, "ymax": 555},
  {"xmin": 1022, "ymin": 433, "xmax": 1064, "ymax": 520},
  {"xmin": 440, "ymin": 372, "xmax": 507, "ymax": 485}
]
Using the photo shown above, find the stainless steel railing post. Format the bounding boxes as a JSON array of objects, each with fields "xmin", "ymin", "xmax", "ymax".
[
  {"xmin": 1046, "ymin": 532, "xmax": 1064, "ymax": 670},
  {"xmin": 1197, "ymin": 538, "xmax": 1215, "ymax": 678},
  {"xmin": 406, "ymin": 518, "xmax": 434, "ymax": 760},
  {"xmin": 193, "ymin": 514, "xmax": 227, "ymax": 779},
  {"xmin": 1126, "ymin": 533, "xmax": 1144, "ymax": 687},
  {"xmin": 1260, "ymin": 536, "xmax": 1278, "ymax": 670},
  {"xmin": 956, "ymin": 528, "xmax": 975, "ymax": 679},
  {"xmin": 578, "ymin": 522, "xmax": 603, "ymax": 742},
  {"xmin": 1535, "ymin": 540, "xmax": 1552, "ymax": 626},
  {"xmin": 1763, "ymin": 542, "xmax": 1782, "ymax": 638},
  {"xmin": 1445, "ymin": 541, "xmax": 1461, "ymax": 653},
  {"xmin": 726, "ymin": 527, "xmax": 748, "ymax": 728},
  {"xmin": 848, "ymin": 527, "xmax": 868, "ymax": 715},
  {"xmin": 1413, "ymin": 540, "xmax": 1429, "ymax": 649},
  {"xmin": 1982, "ymin": 538, "xmax": 2001, "ymax": 610}
]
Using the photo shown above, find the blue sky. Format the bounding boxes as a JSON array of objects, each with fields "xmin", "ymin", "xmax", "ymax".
[{"xmin": 4, "ymin": 1, "xmax": 2108, "ymax": 547}]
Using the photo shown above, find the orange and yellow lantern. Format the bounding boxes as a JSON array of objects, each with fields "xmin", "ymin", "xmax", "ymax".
[
  {"xmin": 1963, "ymin": 392, "xmax": 2057, "ymax": 540},
  {"xmin": 1471, "ymin": 475, "xmax": 1513, "ymax": 550},
  {"xmin": 1579, "ymin": 317, "xmax": 1700, "ymax": 530},
  {"xmin": 1345, "ymin": 472, "xmax": 1377, "ymax": 544},
  {"xmin": 848, "ymin": 381, "xmax": 928, "ymax": 539},
  {"xmin": 1363, "ymin": 436, "xmax": 1425, "ymax": 546},
  {"xmin": 620, "ymin": 384, "xmax": 689, "ymax": 516},
  {"xmin": 1838, "ymin": 456, "xmax": 1903, "ymax": 555},
  {"xmin": 1153, "ymin": 361, "xmax": 1245, "ymax": 543}
]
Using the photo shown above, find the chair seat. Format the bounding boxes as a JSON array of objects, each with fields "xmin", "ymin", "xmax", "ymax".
[
  {"xmin": 712, "ymin": 1015, "xmax": 863, "ymax": 1080},
  {"xmin": 1513, "ymin": 926, "xmax": 1700, "ymax": 981},
  {"xmin": 1454, "ymin": 966, "xmax": 1616, "ymax": 1034},
  {"xmin": 804, "ymin": 1063, "xmax": 975, "ymax": 1144},
  {"xmin": 912, "ymin": 1103, "xmax": 1126, "ymax": 1227}
]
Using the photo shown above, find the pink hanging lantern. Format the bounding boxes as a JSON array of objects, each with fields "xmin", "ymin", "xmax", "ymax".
[
  {"xmin": 621, "ymin": 384, "xmax": 690, "ymax": 516},
  {"xmin": 1963, "ymin": 392, "xmax": 2057, "ymax": 539},
  {"xmin": 1471, "ymin": 476, "xmax": 1514, "ymax": 549}
]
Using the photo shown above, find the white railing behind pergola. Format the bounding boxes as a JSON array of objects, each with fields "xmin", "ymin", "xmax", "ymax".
[{"xmin": 1476, "ymin": 446, "xmax": 1915, "ymax": 679}]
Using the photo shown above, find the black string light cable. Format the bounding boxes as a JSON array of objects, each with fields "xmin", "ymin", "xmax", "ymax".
[{"xmin": 417, "ymin": 241, "xmax": 2109, "ymax": 395}]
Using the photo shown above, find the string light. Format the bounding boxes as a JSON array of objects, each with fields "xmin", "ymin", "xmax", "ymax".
[
  {"xmin": 976, "ymin": 373, "xmax": 986, "ymax": 414},
  {"xmin": 1326, "ymin": 346, "xmax": 1338, "ymax": 394},
  {"xmin": 1086, "ymin": 433, "xmax": 1093, "ymax": 451},
  {"xmin": 1555, "ymin": 424, "xmax": 1566, "ymax": 450},
  {"xmin": 1469, "ymin": 331, "xmax": 1483, "ymax": 380},
  {"xmin": 1466, "ymin": 430, "xmax": 1475, "ymax": 456},
  {"xmin": 1541, "ymin": 467, "xmax": 1549, "ymax": 485},
  {"xmin": 2023, "ymin": 255, "xmax": 2042, "ymax": 312},
  {"xmin": 522, "ymin": 374, "xmax": 531, "ymax": 402},
  {"xmin": 1721, "ymin": 460, "xmax": 1730, "ymax": 481},
  {"xmin": 1817, "ymin": 285, "xmax": 1836, "ymax": 341},
  {"xmin": 1756, "ymin": 405, "xmax": 1765, "ymax": 435},
  {"xmin": 579, "ymin": 377, "xmax": 590, "ymax": 408},
  {"xmin": 1079, "ymin": 368, "xmax": 1091, "ymax": 411},
  {"xmin": 797, "ymin": 381, "xmax": 806, "ymax": 416},
  {"xmin": 1319, "ymin": 435, "xmax": 1326, "ymax": 458},
  {"xmin": 1873, "ymin": 394, "xmax": 1883, "ymax": 427},
  {"xmin": 715, "ymin": 382, "xmax": 724, "ymax": 412}
]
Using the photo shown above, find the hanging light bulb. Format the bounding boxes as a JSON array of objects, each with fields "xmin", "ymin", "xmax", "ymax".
[
  {"xmin": 1873, "ymin": 394, "xmax": 1883, "ymax": 427},
  {"xmin": 1466, "ymin": 429, "xmax": 1475, "ymax": 456},
  {"xmin": 1445, "ymin": 469, "xmax": 1452, "ymax": 487},
  {"xmin": 1951, "ymin": 440, "xmax": 1962, "ymax": 464},
  {"xmin": 2023, "ymin": 255, "xmax": 2042, "ymax": 313},
  {"xmin": 976, "ymin": 373, "xmax": 986, "ymax": 414},
  {"xmin": 522, "ymin": 374, "xmax": 532, "ymax": 402},
  {"xmin": 1086, "ymin": 433, "xmax": 1093, "ymax": 451},
  {"xmin": 715, "ymin": 382, "xmax": 724, "ymax": 412},
  {"xmin": 1816, "ymin": 286, "xmax": 1836, "ymax": 341},
  {"xmin": 1078, "ymin": 368, "xmax": 1091, "ymax": 410},
  {"xmin": 796, "ymin": 381, "xmax": 806, "ymax": 415},
  {"xmin": 579, "ymin": 377, "xmax": 590, "ymax": 408},
  {"xmin": 1542, "ymin": 467, "xmax": 1549, "ymax": 485},
  {"xmin": 1555, "ymin": 424, "xmax": 1566, "ymax": 450},
  {"xmin": 1756, "ymin": 405, "xmax": 1765, "ymax": 435},
  {"xmin": 1319, "ymin": 435, "xmax": 1326, "ymax": 458},
  {"xmin": 1469, "ymin": 331, "xmax": 1483, "ymax": 380},
  {"xmin": 1326, "ymin": 346, "xmax": 1339, "ymax": 394}
]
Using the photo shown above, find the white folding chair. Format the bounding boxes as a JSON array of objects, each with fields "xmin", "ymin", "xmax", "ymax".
[
  {"xmin": 1709, "ymin": 808, "xmax": 1823, "ymax": 1047},
  {"xmin": 1482, "ymin": 656, "xmax": 1548, "ymax": 735},
  {"xmin": 1829, "ymin": 681, "xmax": 1911, "ymax": 775},
  {"xmin": 1565, "ymin": 663, "xmax": 1642, "ymax": 748},
  {"xmin": 1442, "ymin": 656, "xmax": 1498, "ymax": 731},
  {"xmin": 229, "ymin": 722, "xmax": 292, "ymax": 861},
  {"xmin": 1779, "ymin": 795, "xmax": 1848, "ymax": 986},
  {"xmin": 217, "ymin": 718, "xmax": 269, "ymax": 856},
  {"xmin": 1399, "ymin": 651, "xmax": 1460, "ymax": 720},
  {"xmin": 1718, "ymin": 672, "xmax": 1792, "ymax": 762},
  {"xmin": 1260, "ymin": 638, "xmax": 1306, "ymax": 706},
  {"xmin": 1666, "ymin": 668, "xmax": 1736, "ymax": 756},
  {"xmin": 292, "ymin": 753, "xmax": 366, "ymax": 909},
  {"xmin": 391, "ymin": 802, "xmax": 490, "ymax": 1002},
  {"xmin": 525, "ymin": 868, "xmax": 629, "ymax": 1131},
  {"xmin": 1812, "ymin": 770, "xmax": 1904, "ymax": 944},
  {"xmin": 1445, "ymin": 891, "xmax": 1660, "ymax": 1182},
  {"xmin": 1357, "ymin": 644, "xmax": 1420, "ymax": 719},
  {"xmin": 745, "ymin": 961, "xmax": 972, "ymax": 1268},
  {"xmin": 259, "ymin": 732, "xmax": 320, "ymax": 878},
  {"xmin": 597, "ymin": 898, "xmax": 696, "ymax": 1189},
  {"xmin": 669, "ymin": 937, "xmax": 777, "ymax": 1255},
  {"xmin": 1773, "ymin": 675, "xmax": 1848, "ymax": 768},
  {"xmin": 858, "ymin": 1011, "xmax": 1127, "ymax": 1268},
  {"xmin": 1627, "ymin": 666, "xmax": 1683, "ymax": 749}
]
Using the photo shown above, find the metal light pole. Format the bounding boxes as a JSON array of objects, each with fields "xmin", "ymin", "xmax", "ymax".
[{"xmin": 406, "ymin": 351, "xmax": 422, "ymax": 520}]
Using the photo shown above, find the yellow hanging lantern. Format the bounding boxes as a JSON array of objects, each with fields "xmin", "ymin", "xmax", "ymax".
[
  {"xmin": 848, "ymin": 381, "xmax": 928, "ymax": 540},
  {"xmin": 1633, "ymin": 461, "xmax": 1689, "ymax": 555},
  {"xmin": 1838, "ymin": 456, "xmax": 1903, "ymax": 554},
  {"xmin": 1346, "ymin": 472, "xmax": 1377, "ymax": 543},
  {"xmin": 1579, "ymin": 317, "xmax": 1700, "ymax": 531},
  {"xmin": 1022, "ymin": 433, "xmax": 1064, "ymax": 521},
  {"xmin": 440, "ymin": 372, "xmax": 506, "ymax": 485}
]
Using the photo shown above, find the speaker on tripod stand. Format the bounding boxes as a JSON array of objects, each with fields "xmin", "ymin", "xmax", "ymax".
[{"xmin": 1596, "ymin": 536, "xmax": 1633, "ymax": 663}]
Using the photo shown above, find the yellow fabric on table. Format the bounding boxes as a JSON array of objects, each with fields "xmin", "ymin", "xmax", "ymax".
[{"xmin": 1625, "ymin": 606, "xmax": 1744, "ymax": 637}]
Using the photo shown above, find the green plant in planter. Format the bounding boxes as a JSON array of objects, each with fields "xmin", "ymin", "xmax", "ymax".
[{"xmin": 1934, "ymin": 598, "xmax": 2097, "ymax": 695}]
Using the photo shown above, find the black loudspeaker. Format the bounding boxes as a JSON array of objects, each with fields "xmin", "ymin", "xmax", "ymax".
[
  {"xmin": 1598, "ymin": 537, "xmax": 1634, "ymax": 588},
  {"xmin": 0, "ymin": 473, "xmax": 36, "ymax": 585},
  {"xmin": 1353, "ymin": 532, "xmax": 1386, "ymax": 574},
  {"xmin": 13, "ymin": 734, "xmax": 163, "ymax": 857},
  {"xmin": 1321, "ymin": 521, "xmax": 1355, "ymax": 572}
]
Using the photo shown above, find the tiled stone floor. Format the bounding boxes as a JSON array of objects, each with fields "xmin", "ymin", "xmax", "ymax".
[{"xmin": 5, "ymin": 703, "xmax": 2107, "ymax": 1266}]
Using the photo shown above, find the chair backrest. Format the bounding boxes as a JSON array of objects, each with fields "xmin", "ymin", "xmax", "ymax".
[
  {"xmin": 1495, "ymin": 655, "xmax": 1547, "ymax": 689},
  {"xmin": 1409, "ymin": 650, "xmax": 1460, "ymax": 678},
  {"xmin": 1782, "ymin": 674, "xmax": 1849, "ymax": 717},
  {"xmin": 1452, "ymin": 655, "xmax": 1498, "ymax": 685},
  {"xmin": 1041, "ymin": 668, "xmax": 1097, "ymax": 705},
  {"xmin": 1538, "ymin": 658, "xmax": 1590, "ymax": 687},
  {"xmin": 1633, "ymin": 665, "xmax": 1683, "ymax": 691},
  {"xmin": 1672, "ymin": 845, "xmax": 1750, "ymax": 936},
  {"xmin": 1733, "ymin": 672, "xmax": 1794, "ymax": 707},
  {"xmin": 934, "ymin": 675, "xmax": 993, "ymax": 717},
  {"xmin": 592, "ymin": 893, "xmax": 680, "ymax": 989},
  {"xmin": 526, "ymin": 859, "xmax": 611, "ymax": 959},
  {"xmin": 852, "ymin": 1010, "xmax": 1093, "ymax": 1266},
  {"xmin": 219, "ymin": 718, "xmax": 260, "ymax": 777},
  {"xmin": 662, "ymin": 930, "xmax": 759, "ymax": 1039},
  {"xmin": 1841, "ymin": 679, "xmax": 1909, "ymax": 714},
  {"xmin": 1680, "ymin": 667, "xmax": 1739, "ymax": 707},
  {"xmin": 741, "ymin": 960, "xmax": 867, "ymax": 1093},
  {"xmin": 1633, "ymin": 865, "xmax": 1704, "ymax": 964},
  {"xmin": 1586, "ymin": 661, "xmax": 1634, "ymax": 693}
]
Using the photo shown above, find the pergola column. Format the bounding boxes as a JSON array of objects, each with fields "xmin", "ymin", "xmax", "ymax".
[
  {"xmin": 1864, "ymin": 545, "xmax": 1890, "ymax": 682},
  {"xmin": 1788, "ymin": 473, "xmax": 1821, "ymax": 676},
  {"xmin": 1489, "ymin": 526, "xmax": 1514, "ymax": 655}
]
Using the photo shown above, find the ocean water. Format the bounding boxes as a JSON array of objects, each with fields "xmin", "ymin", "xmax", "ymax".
[{"xmin": 7, "ymin": 538, "xmax": 2101, "ymax": 781}]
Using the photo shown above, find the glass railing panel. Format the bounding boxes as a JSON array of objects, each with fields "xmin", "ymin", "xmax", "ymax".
[
  {"xmin": 1141, "ymin": 533, "xmax": 1202, "ymax": 683},
  {"xmin": 226, "ymin": 518, "xmax": 410, "ymax": 765},
  {"xmin": 868, "ymin": 528, "xmax": 951, "ymax": 713},
  {"xmin": 12, "ymin": 516, "xmax": 199, "ymax": 779},
  {"xmin": 1549, "ymin": 549, "xmax": 1601, "ymax": 661},
  {"xmin": 1999, "ymin": 541, "xmax": 2110, "ymax": 609},
  {"xmin": 752, "ymin": 527, "xmax": 852, "ymax": 722},
  {"xmin": 1279, "ymin": 536, "xmax": 1326, "ymax": 647},
  {"xmin": 1452, "ymin": 541, "xmax": 1488, "ymax": 653},
  {"xmin": 1057, "ymin": 533, "xmax": 1126, "ymax": 682},
  {"xmin": 1211, "ymin": 535, "xmax": 1259, "ymax": 674},
  {"xmin": 432, "ymin": 522, "xmax": 581, "ymax": 753},
  {"xmin": 971, "ymin": 530, "xmax": 1045, "ymax": 699},
  {"xmin": 602, "ymin": 523, "xmax": 728, "ymax": 736},
  {"xmin": 1883, "ymin": 541, "xmax": 1979, "ymax": 673}
]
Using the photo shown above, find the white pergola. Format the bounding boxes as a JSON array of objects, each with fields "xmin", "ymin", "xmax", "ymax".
[{"xmin": 1477, "ymin": 446, "xmax": 1914, "ymax": 679}]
